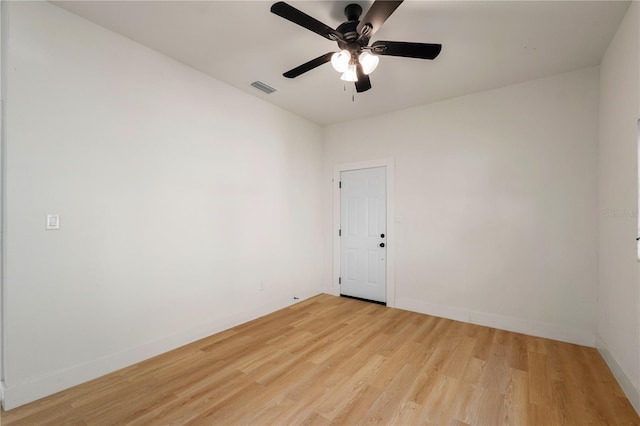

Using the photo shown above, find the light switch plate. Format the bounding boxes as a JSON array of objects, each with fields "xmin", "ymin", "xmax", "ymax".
[{"xmin": 46, "ymin": 214, "xmax": 60, "ymax": 230}]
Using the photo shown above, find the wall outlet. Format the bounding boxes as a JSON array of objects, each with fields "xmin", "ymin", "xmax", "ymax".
[
  {"xmin": 259, "ymin": 282, "xmax": 265, "ymax": 291},
  {"xmin": 46, "ymin": 214, "xmax": 60, "ymax": 230}
]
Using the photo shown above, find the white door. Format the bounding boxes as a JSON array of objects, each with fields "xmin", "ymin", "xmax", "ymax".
[{"xmin": 340, "ymin": 167, "xmax": 387, "ymax": 303}]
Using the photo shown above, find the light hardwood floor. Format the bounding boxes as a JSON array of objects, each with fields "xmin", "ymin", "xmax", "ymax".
[{"xmin": 2, "ymin": 294, "xmax": 639, "ymax": 425}]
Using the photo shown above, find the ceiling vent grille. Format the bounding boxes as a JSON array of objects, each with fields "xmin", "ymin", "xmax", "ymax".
[{"xmin": 250, "ymin": 81, "xmax": 277, "ymax": 94}]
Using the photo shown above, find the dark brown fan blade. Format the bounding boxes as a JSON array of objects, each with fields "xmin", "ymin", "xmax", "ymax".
[
  {"xmin": 271, "ymin": 2, "xmax": 342, "ymax": 41},
  {"xmin": 283, "ymin": 52, "xmax": 334, "ymax": 78},
  {"xmin": 356, "ymin": 1, "xmax": 403, "ymax": 38},
  {"xmin": 354, "ymin": 63, "xmax": 372, "ymax": 93},
  {"xmin": 371, "ymin": 41, "xmax": 442, "ymax": 59}
]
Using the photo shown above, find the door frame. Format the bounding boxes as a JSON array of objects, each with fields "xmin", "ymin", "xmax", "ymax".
[
  {"xmin": 1, "ymin": 0, "xmax": 7, "ymax": 398},
  {"xmin": 332, "ymin": 157, "xmax": 395, "ymax": 307}
]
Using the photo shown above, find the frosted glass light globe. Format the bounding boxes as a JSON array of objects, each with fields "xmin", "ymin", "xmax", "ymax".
[
  {"xmin": 340, "ymin": 64, "xmax": 358, "ymax": 82},
  {"xmin": 331, "ymin": 50, "xmax": 351, "ymax": 73},
  {"xmin": 359, "ymin": 51, "xmax": 379, "ymax": 75}
]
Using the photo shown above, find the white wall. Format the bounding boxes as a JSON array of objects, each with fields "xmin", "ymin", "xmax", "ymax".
[
  {"xmin": 324, "ymin": 67, "xmax": 600, "ymax": 346},
  {"xmin": 597, "ymin": 1, "xmax": 640, "ymax": 414},
  {"xmin": 1, "ymin": 1, "xmax": 323, "ymax": 409}
]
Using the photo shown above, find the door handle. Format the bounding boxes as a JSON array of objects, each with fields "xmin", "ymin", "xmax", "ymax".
[
  {"xmin": 379, "ymin": 243, "xmax": 385, "ymax": 248},
  {"xmin": 380, "ymin": 233, "xmax": 385, "ymax": 238}
]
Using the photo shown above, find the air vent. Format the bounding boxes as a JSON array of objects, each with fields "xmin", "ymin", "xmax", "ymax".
[{"xmin": 250, "ymin": 81, "xmax": 277, "ymax": 94}]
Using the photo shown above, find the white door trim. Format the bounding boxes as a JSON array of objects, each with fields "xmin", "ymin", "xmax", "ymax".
[
  {"xmin": 332, "ymin": 158, "xmax": 395, "ymax": 307},
  {"xmin": 0, "ymin": 0, "xmax": 7, "ymax": 398}
]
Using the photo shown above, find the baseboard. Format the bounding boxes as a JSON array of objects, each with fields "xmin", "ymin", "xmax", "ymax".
[
  {"xmin": 1, "ymin": 291, "xmax": 321, "ymax": 411},
  {"xmin": 395, "ymin": 297, "xmax": 596, "ymax": 347},
  {"xmin": 596, "ymin": 335, "xmax": 640, "ymax": 415}
]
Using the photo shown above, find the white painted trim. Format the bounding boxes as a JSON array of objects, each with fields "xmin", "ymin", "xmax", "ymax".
[
  {"xmin": 0, "ymin": 292, "xmax": 320, "ymax": 410},
  {"xmin": 596, "ymin": 335, "xmax": 640, "ymax": 416},
  {"xmin": 637, "ymin": 118, "xmax": 640, "ymax": 262},
  {"xmin": 0, "ymin": 0, "xmax": 8, "ymax": 402},
  {"xmin": 395, "ymin": 297, "xmax": 596, "ymax": 347},
  {"xmin": 332, "ymin": 158, "xmax": 395, "ymax": 307}
]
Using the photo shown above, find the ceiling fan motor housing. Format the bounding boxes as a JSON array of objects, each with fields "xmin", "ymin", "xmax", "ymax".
[
  {"xmin": 337, "ymin": 4, "xmax": 373, "ymax": 52},
  {"xmin": 337, "ymin": 21, "xmax": 366, "ymax": 51},
  {"xmin": 344, "ymin": 3, "xmax": 362, "ymax": 21}
]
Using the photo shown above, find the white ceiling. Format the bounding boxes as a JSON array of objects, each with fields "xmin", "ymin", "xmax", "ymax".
[{"xmin": 53, "ymin": 0, "xmax": 630, "ymax": 125}]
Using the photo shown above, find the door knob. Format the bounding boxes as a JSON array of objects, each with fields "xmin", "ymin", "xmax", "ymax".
[
  {"xmin": 379, "ymin": 243, "xmax": 385, "ymax": 247},
  {"xmin": 380, "ymin": 233, "xmax": 385, "ymax": 238}
]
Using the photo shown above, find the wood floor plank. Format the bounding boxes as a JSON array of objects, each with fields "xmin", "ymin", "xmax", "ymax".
[
  {"xmin": 361, "ymin": 363, "xmax": 419, "ymax": 425},
  {"xmin": 2, "ymin": 294, "xmax": 638, "ymax": 425},
  {"xmin": 503, "ymin": 367, "xmax": 530, "ymax": 425},
  {"xmin": 528, "ymin": 350, "xmax": 554, "ymax": 407},
  {"xmin": 315, "ymin": 353, "xmax": 387, "ymax": 419},
  {"xmin": 410, "ymin": 347, "xmax": 456, "ymax": 405},
  {"xmin": 386, "ymin": 398, "xmax": 423, "ymax": 425},
  {"xmin": 418, "ymin": 374, "xmax": 462, "ymax": 424},
  {"xmin": 448, "ymin": 382, "xmax": 484, "ymax": 424},
  {"xmin": 442, "ymin": 335, "xmax": 476, "ymax": 379},
  {"xmin": 327, "ymin": 384, "xmax": 381, "ymax": 425}
]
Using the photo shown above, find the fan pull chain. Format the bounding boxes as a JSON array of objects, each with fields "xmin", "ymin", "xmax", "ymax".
[{"xmin": 342, "ymin": 83, "xmax": 355, "ymax": 102}]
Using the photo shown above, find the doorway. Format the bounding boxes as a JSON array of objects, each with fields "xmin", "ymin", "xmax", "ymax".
[
  {"xmin": 332, "ymin": 158, "xmax": 395, "ymax": 307},
  {"xmin": 340, "ymin": 167, "xmax": 387, "ymax": 303}
]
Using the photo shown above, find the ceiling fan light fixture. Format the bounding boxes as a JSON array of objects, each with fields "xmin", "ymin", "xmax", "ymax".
[
  {"xmin": 340, "ymin": 64, "xmax": 358, "ymax": 82},
  {"xmin": 359, "ymin": 51, "xmax": 379, "ymax": 75},
  {"xmin": 331, "ymin": 50, "xmax": 351, "ymax": 72},
  {"xmin": 270, "ymin": 1, "xmax": 442, "ymax": 94}
]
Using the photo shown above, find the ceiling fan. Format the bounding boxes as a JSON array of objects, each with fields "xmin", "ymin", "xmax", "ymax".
[{"xmin": 270, "ymin": 0, "xmax": 442, "ymax": 93}]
